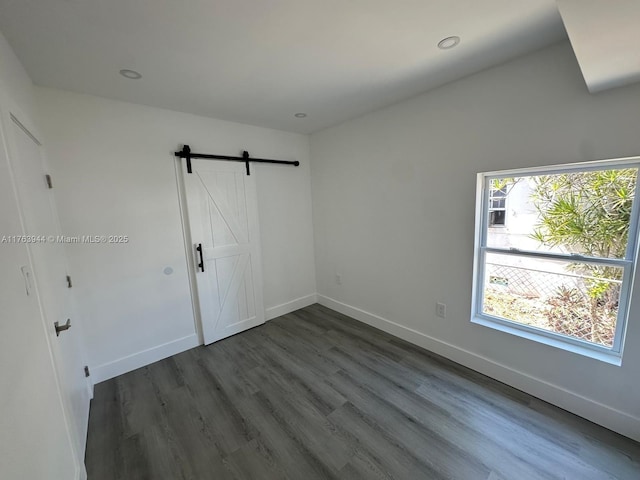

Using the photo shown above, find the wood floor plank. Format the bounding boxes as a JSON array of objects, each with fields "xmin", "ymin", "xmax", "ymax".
[
  {"xmin": 224, "ymin": 438, "xmax": 290, "ymax": 480},
  {"xmin": 245, "ymin": 366, "xmax": 352, "ymax": 471},
  {"xmin": 117, "ymin": 367, "xmax": 167, "ymax": 439},
  {"xmin": 85, "ymin": 379, "xmax": 125, "ymax": 480},
  {"xmin": 119, "ymin": 434, "xmax": 151, "ymax": 480},
  {"xmin": 172, "ymin": 349, "xmax": 257, "ymax": 458},
  {"xmin": 160, "ymin": 386, "xmax": 234, "ymax": 480},
  {"xmin": 243, "ymin": 340, "xmax": 347, "ymax": 416},
  {"xmin": 338, "ymin": 450, "xmax": 396, "ymax": 480},
  {"xmin": 328, "ymin": 401, "xmax": 448, "ymax": 480},
  {"xmin": 85, "ymin": 304, "xmax": 640, "ymax": 480},
  {"xmin": 234, "ymin": 391, "xmax": 340, "ymax": 480},
  {"xmin": 326, "ymin": 369, "xmax": 492, "ymax": 480}
]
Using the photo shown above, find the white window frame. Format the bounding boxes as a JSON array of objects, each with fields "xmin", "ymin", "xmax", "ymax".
[{"xmin": 471, "ymin": 157, "xmax": 640, "ymax": 365}]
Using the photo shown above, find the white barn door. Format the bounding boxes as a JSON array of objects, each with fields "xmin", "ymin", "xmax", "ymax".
[{"xmin": 183, "ymin": 159, "xmax": 265, "ymax": 344}]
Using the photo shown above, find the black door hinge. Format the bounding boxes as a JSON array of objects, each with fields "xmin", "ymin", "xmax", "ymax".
[
  {"xmin": 45, "ymin": 174, "xmax": 53, "ymax": 189},
  {"xmin": 84, "ymin": 366, "xmax": 90, "ymax": 378},
  {"xmin": 66, "ymin": 275, "xmax": 72, "ymax": 288}
]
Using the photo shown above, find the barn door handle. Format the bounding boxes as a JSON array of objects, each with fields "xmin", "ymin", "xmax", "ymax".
[
  {"xmin": 196, "ymin": 243, "xmax": 205, "ymax": 272},
  {"xmin": 55, "ymin": 319, "xmax": 71, "ymax": 337}
]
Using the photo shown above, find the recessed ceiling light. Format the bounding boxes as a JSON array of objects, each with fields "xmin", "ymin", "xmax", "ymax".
[
  {"xmin": 119, "ymin": 69, "xmax": 142, "ymax": 80},
  {"xmin": 437, "ymin": 36, "xmax": 460, "ymax": 50},
  {"xmin": 294, "ymin": 113, "xmax": 307, "ymax": 118}
]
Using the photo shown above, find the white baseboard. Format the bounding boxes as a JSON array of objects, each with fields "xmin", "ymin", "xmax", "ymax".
[
  {"xmin": 92, "ymin": 334, "xmax": 200, "ymax": 384},
  {"xmin": 266, "ymin": 293, "xmax": 318, "ymax": 320},
  {"xmin": 317, "ymin": 295, "xmax": 640, "ymax": 442}
]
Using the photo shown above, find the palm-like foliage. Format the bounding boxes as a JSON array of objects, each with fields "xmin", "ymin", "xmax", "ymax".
[
  {"xmin": 531, "ymin": 169, "xmax": 636, "ymax": 259},
  {"xmin": 530, "ymin": 168, "xmax": 637, "ymax": 345}
]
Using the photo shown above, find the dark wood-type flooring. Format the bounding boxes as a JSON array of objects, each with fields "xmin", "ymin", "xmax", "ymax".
[{"xmin": 86, "ymin": 304, "xmax": 640, "ymax": 479}]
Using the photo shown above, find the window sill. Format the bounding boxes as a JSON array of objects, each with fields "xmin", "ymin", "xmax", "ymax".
[{"xmin": 471, "ymin": 315, "xmax": 623, "ymax": 366}]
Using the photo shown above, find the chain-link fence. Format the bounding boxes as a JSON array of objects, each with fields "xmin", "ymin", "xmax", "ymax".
[{"xmin": 483, "ymin": 262, "xmax": 621, "ymax": 347}]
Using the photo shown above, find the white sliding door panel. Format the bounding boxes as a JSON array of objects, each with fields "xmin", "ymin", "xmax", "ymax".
[{"xmin": 184, "ymin": 159, "xmax": 264, "ymax": 344}]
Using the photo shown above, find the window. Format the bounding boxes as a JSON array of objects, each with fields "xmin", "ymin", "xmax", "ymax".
[
  {"xmin": 488, "ymin": 183, "xmax": 507, "ymax": 226},
  {"xmin": 472, "ymin": 159, "xmax": 640, "ymax": 363}
]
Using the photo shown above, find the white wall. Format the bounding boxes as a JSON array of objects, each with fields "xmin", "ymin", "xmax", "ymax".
[
  {"xmin": 0, "ymin": 32, "xmax": 37, "ymax": 120},
  {"xmin": 310, "ymin": 42, "xmax": 640, "ymax": 441},
  {"xmin": 35, "ymin": 88, "xmax": 317, "ymax": 382}
]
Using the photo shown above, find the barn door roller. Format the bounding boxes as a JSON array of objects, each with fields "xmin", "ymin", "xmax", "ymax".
[{"xmin": 174, "ymin": 144, "xmax": 299, "ymax": 175}]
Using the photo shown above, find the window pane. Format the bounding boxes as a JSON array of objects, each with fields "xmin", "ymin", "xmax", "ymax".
[
  {"xmin": 490, "ymin": 188, "xmax": 506, "ymax": 198},
  {"xmin": 482, "ymin": 252, "xmax": 623, "ymax": 348},
  {"xmin": 486, "ymin": 168, "xmax": 637, "ymax": 259},
  {"xmin": 490, "ymin": 198, "xmax": 505, "ymax": 209},
  {"xmin": 489, "ymin": 210, "xmax": 506, "ymax": 226},
  {"xmin": 482, "ymin": 253, "xmax": 623, "ymax": 348}
]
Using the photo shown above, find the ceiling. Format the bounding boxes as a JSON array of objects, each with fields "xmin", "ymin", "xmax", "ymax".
[
  {"xmin": 0, "ymin": 0, "xmax": 565, "ymax": 133},
  {"xmin": 558, "ymin": 0, "xmax": 640, "ymax": 93}
]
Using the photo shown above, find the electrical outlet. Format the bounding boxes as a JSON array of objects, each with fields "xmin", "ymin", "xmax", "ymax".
[
  {"xmin": 436, "ymin": 302, "xmax": 446, "ymax": 318},
  {"xmin": 335, "ymin": 273, "xmax": 343, "ymax": 285}
]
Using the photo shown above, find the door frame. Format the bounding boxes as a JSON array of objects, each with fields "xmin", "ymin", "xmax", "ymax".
[
  {"xmin": 0, "ymin": 101, "xmax": 87, "ymax": 479},
  {"xmin": 173, "ymin": 153, "xmax": 267, "ymax": 346}
]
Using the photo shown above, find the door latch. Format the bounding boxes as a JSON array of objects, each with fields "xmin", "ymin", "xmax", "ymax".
[{"xmin": 54, "ymin": 319, "xmax": 71, "ymax": 336}]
